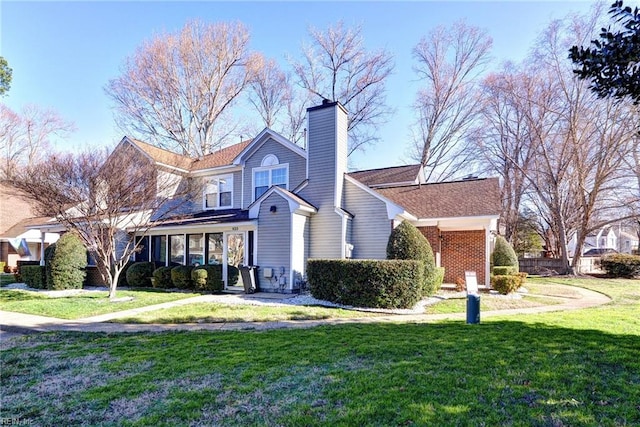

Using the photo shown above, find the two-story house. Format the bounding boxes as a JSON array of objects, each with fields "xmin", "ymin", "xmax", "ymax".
[{"xmin": 28, "ymin": 100, "xmax": 501, "ymax": 291}]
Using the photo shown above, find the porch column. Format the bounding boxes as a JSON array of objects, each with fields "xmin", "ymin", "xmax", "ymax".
[
  {"xmin": 40, "ymin": 231, "xmax": 46, "ymax": 266},
  {"xmin": 484, "ymin": 226, "xmax": 491, "ymax": 287}
]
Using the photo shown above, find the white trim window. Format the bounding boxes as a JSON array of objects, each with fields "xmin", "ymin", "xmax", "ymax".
[
  {"xmin": 204, "ymin": 175, "xmax": 233, "ymax": 209},
  {"xmin": 253, "ymin": 155, "xmax": 288, "ymax": 201}
]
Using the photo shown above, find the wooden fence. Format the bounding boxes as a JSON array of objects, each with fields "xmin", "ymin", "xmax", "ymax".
[{"xmin": 518, "ymin": 257, "xmax": 604, "ymax": 274}]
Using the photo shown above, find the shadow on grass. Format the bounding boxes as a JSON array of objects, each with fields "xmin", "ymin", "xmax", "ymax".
[{"xmin": 2, "ymin": 320, "xmax": 639, "ymax": 426}]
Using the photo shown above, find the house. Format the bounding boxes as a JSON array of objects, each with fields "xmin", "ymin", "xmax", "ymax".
[
  {"xmin": 568, "ymin": 225, "xmax": 640, "ymax": 257},
  {"xmin": 27, "ymin": 101, "xmax": 500, "ymax": 290},
  {"xmin": 0, "ymin": 184, "xmax": 59, "ymax": 269}
]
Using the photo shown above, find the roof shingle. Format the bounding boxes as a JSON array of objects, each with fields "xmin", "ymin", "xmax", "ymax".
[
  {"xmin": 348, "ymin": 164, "xmax": 422, "ymax": 187},
  {"xmin": 375, "ymin": 178, "xmax": 501, "ymax": 219}
]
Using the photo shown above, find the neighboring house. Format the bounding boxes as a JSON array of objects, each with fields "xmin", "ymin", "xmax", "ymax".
[
  {"xmin": 568, "ymin": 225, "xmax": 639, "ymax": 257},
  {"xmin": 0, "ymin": 184, "xmax": 59, "ymax": 268},
  {"xmin": 27, "ymin": 101, "xmax": 500, "ymax": 290}
]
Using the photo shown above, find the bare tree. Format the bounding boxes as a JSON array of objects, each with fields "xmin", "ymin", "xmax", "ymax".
[
  {"xmin": 0, "ymin": 104, "xmax": 74, "ymax": 179},
  {"xmin": 291, "ymin": 21, "xmax": 394, "ymax": 155},
  {"xmin": 246, "ymin": 55, "xmax": 310, "ymax": 144},
  {"xmin": 9, "ymin": 144, "xmax": 195, "ymax": 299},
  {"xmin": 105, "ymin": 20, "xmax": 260, "ymax": 157},
  {"xmin": 411, "ymin": 20, "xmax": 493, "ymax": 182},
  {"xmin": 473, "ymin": 63, "xmax": 536, "ymax": 244}
]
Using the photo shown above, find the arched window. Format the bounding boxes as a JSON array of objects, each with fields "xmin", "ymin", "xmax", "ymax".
[{"xmin": 253, "ymin": 155, "xmax": 288, "ymax": 200}]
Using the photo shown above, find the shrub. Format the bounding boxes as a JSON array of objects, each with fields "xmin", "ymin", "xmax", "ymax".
[
  {"xmin": 227, "ymin": 265, "xmax": 239, "ymax": 286},
  {"xmin": 21, "ymin": 265, "xmax": 46, "ymax": 289},
  {"xmin": 152, "ymin": 266, "xmax": 174, "ymax": 289},
  {"xmin": 491, "ymin": 273, "xmax": 526, "ymax": 295},
  {"xmin": 192, "ymin": 265, "xmax": 224, "ymax": 292},
  {"xmin": 493, "ymin": 266, "xmax": 517, "ymax": 276},
  {"xmin": 171, "ymin": 265, "xmax": 194, "ymax": 289},
  {"xmin": 307, "ymin": 259, "xmax": 423, "ymax": 309},
  {"xmin": 492, "ymin": 236, "xmax": 519, "ymax": 269},
  {"xmin": 434, "ymin": 267, "xmax": 445, "ymax": 291},
  {"xmin": 387, "ymin": 221, "xmax": 437, "ymax": 296},
  {"xmin": 125, "ymin": 262, "xmax": 155, "ymax": 287},
  {"xmin": 116, "ymin": 260, "xmax": 135, "ymax": 287},
  {"xmin": 0, "ymin": 262, "xmax": 5, "ymax": 273},
  {"xmin": 47, "ymin": 232, "xmax": 86, "ymax": 290},
  {"xmin": 599, "ymin": 254, "xmax": 640, "ymax": 278}
]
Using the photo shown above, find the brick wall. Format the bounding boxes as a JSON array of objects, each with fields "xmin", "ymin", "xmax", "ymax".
[
  {"xmin": 418, "ymin": 226, "xmax": 440, "ymax": 256},
  {"xmin": 441, "ymin": 230, "xmax": 486, "ymax": 285}
]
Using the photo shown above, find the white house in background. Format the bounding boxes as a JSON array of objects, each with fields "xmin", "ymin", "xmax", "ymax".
[
  {"xmin": 568, "ymin": 225, "xmax": 640, "ymax": 257},
  {"xmin": 26, "ymin": 101, "xmax": 501, "ymax": 291}
]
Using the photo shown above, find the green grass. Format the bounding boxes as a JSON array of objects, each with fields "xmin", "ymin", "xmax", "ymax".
[
  {"xmin": 1, "ymin": 278, "xmax": 639, "ymax": 426},
  {"xmin": 0, "ymin": 289, "xmax": 200, "ymax": 319},
  {"xmin": 425, "ymin": 294, "xmax": 563, "ymax": 314},
  {"xmin": 0, "ymin": 273, "xmax": 16, "ymax": 286},
  {"xmin": 114, "ymin": 302, "xmax": 380, "ymax": 324}
]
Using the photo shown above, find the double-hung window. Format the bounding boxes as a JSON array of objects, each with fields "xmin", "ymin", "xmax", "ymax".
[
  {"xmin": 253, "ymin": 164, "xmax": 288, "ymax": 200},
  {"xmin": 204, "ymin": 175, "xmax": 233, "ymax": 209}
]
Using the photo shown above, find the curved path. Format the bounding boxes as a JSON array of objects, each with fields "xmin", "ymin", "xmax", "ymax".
[{"xmin": 0, "ymin": 285, "xmax": 611, "ymax": 340}]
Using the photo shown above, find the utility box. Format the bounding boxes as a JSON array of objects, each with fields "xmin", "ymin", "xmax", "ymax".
[{"xmin": 465, "ymin": 271, "xmax": 480, "ymax": 324}]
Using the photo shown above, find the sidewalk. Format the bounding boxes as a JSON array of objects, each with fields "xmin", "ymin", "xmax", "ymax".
[{"xmin": 0, "ymin": 286, "xmax": 611, "ymax": 339}]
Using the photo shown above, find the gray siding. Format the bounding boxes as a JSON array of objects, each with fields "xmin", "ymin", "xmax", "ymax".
[
  {"xmin": 256, "ymin": 193, "xmax": 291, "ymax": 291},
  {"xmin": 242, "ymin": 137, "xmax": 306, "ymax": 208},
  {"xmin": 343, "ymin": 180, "xmax": 391, "ymax": 259},
  {"xmin": 298, "ymin": 104, "xmax": 348, "ymax": 259}
]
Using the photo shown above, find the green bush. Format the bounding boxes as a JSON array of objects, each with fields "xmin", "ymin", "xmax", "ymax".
[
  {"xmin": 21, "ymin": 265, "xmax": 46, "ymax": 289},
  {"xmin": 434, "ymin": 267, "xmax": 445, "ymax": 290},
  {"xmin": 171, "ymin": 265, "xmax": 194, "ymax": 289},
  {"xmin": 493, "ymin": 266, "xmax": 517, "ymax": 276},
  {"xmin": 152, "ymin": 266, "xmax": 174, "ymax": 289},
  {"xmin": 387, "ymin": 221, "xmax": 437, "ymax": 296},
  {"xmin": 125, "ymin": 262, "xmax": 155, "ymax": 287},
  {"xmin": 491, "ymin": 273, "xmax": 526, "ymax": 295},
  {"xmin": 492, "ymin": 236, "xmax": 519, "ymax": 269},
  {"xmin": 600, "ymin": 254, "xmax": 640, "ymax": 278},
  {"xmin": 192, "ymin": 265, "xmax": 224, "ymax": 292},
  {"xmin": 227, "ymin": 265, "xmax": 239, "ymax": 286},
  {"xmin": 47, "ymin": 232, "xmax": 86, "ymax": 290},
  {"xmin": 307, "ymin": 259, "xmax": 423, "ymax": 309},
  {"xmin": 116, "ymin": 260, "xmax": 135, "ymax": 287}
]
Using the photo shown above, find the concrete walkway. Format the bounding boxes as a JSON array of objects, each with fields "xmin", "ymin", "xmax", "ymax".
[{"xmin": 0, "ymin": 286, "xmax": 611, "ymax": 341}]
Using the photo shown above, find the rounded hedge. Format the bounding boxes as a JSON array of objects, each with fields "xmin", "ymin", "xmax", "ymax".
[
  {"xmin": 387, "ymin": 221, "xmax": 437, "ymax": 296},
  {"xmin": 492, "ymin": 236, "xmax": 519, "ymax": 269},
  {"xmin": 47, "ymin": 232, "xmax": 87, "ymax": 290},
  {"xmin": 191, "ymin": 265, "xmax": 224, "ymax": 292},
  {"xmin": 125, "ymin": 262, "xmax": 155, "ymax": 287},
  {"xmin": 152, "ymin": 266, "xmax": 174, "ymax": 289},
  {"xmin": 171, "ymin": 265, "xmax": 194, "ymax": 289}
]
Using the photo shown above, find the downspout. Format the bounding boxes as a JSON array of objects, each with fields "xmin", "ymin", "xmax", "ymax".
[
  {"xmin": 40, "ymin": 231, "xmax": 46, "ymax": 266},
  {"xmin": 485, "ymin": 226, "xmax": 491, "ymax": 287}
]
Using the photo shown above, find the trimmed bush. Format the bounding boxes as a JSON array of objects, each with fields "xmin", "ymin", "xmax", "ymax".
[
  {"xmin": 47, "ymin": 232, "xmax": 86, "ymax": 290},
  {"xmin": 171, "ymin": 265, "xmax": 194, "ymax": 289},
  {"xmin": 125, "ymin": 262, "xmax": 155, "ymax": 287},
  {"xmin": 387, "ymin": 221, "xmax": 437, "ymax": 296},
  {"xmin": 491, "ymin": 274, "xmax": 521, "ymax": 295},
  {"xmin": 192, "ymin": 265, "xmax": 224, "ymax": 292},
  {"xmin": 492, "ymin": 236, "xmax": 519, "ymax": 269},
  {"xmin": 152, "ymin": 266, "xmax": 174, "ymax": 289},
  {"xmin": 227, "ymin": 265, "xmax": 239, "ymax": 286},
  {"xmin": 307, "ymin": 259, "xmax": 423, "ymax": 309},
  {"xmin": 493, "ymin": 266, "xmax": 517, "ymax": 276},
  {"xmin": 434, "ymin": 267, "xmax": 445, "ymax": 290},
  {"xmin": 21, "ymin": 265, "xmax": 46, "ymax": 289},
  {"xmin": 600, "ymin": 254, "xmax": 640, "ymax": 278}
]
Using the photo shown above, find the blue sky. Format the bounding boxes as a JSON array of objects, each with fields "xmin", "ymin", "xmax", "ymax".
[{"xmin": 1, "ymin": 1, "xmax": 603, "ymax": 170}]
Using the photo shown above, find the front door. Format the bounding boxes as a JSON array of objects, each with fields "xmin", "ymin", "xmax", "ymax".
[{"xmin": 224, "ymin": 232, "xmax": 245, "ymax": 289}]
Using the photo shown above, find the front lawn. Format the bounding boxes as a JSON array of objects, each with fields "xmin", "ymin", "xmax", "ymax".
[
  {"xmin": 114, "ymin": 302, "xmax": 380, "ymax": 324},
  {"xmin": 2, "ymin": 278, "xmax": 639, "ymax": 426},
  {"xmin": 0, "ymin": 289, "xmax": 200, "ymax": 319}
]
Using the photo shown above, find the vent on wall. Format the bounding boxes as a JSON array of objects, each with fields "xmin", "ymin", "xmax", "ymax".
[{"xmin": 263, "ymin": 267, "xmax": 273, "ymax": 278}]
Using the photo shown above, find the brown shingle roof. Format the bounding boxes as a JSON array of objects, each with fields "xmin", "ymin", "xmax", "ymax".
[
  {"xmin": 375, "ymin": 178, "xmax": 501, "ymax": 219},
  {"xmin": 128, "ymin": 138, "xmax": 251, "ymax": 172},
  {"xmin": 349, "ymin": 164, "xmax": 422, "ymax": 187},
  {"xmin": 191, "ymin": 140, "xmax": 251, "ymax": 170},
  {"xmin": 0, "ymin": 216, "xmax": 55, "ymax": 239}
]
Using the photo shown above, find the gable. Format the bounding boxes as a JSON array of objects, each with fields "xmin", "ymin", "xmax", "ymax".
[{"xmin": 233, "ymin": 128, "xmax": 306, "ymax": 165}]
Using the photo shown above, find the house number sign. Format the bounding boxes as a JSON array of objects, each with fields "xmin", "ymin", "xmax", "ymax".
[{"xmin": 231, "ymin": 227, "xmax": 239, "ymax": 231}]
